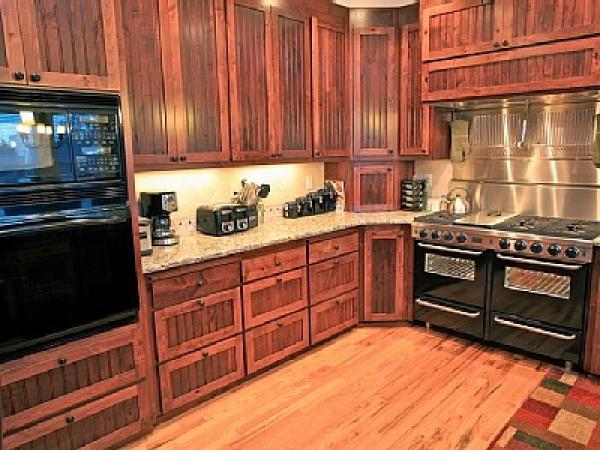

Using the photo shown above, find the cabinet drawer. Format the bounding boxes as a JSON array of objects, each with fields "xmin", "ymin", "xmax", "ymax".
[
  {"xmin": 3, "ymin": 384, "xmax": 142, "ymax": 450},
  {"xmin": 0, "ymin": 325, "xmax": 143, "ymax": 434},
  {"xmin": 309, "ymin": 231, "xmax": 359, "ymax": 264},
  {"xmin": 158, "ymin": 336, "xmax": 244, "ymax": 414},
  {"xmin": 242, "ymin": 244, "xmax": 306, "ymax": 282},
  {"xmin": 245, "ymin": 309, "xmax": 309, "ymax": 374},
  {"xmin": 243, "ymin": 268, "xmax": 308, "ymax": 329},
  {"xmin": 150, "ymin": 260, "xmax": 241, "ymax": 310},
  {"xmin": 309, "ymin": 252, "xmax": 359, "ymax": 305},
  {"xmin": 310, "ymin": 290, "xmax": 359, "ymax": 345},
  {"xmin": 154, "ymin": 288, "xmax": 243, "ymax": 362}
]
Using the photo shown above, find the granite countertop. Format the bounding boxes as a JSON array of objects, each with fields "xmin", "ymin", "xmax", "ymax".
[{"xmin": 142, "ymin": 211, "xmax": 428, "ymax": 274}]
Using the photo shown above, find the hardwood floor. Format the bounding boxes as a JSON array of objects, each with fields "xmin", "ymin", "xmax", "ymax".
[{"xmin": 125, "ymin": 326, "xmax": 547, "ymax": 450}]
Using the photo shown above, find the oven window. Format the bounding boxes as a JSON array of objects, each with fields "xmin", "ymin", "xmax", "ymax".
[
  {"xmin": 504, "ymin": 267, "xmax": 571, "ymax": 300},
  {"xmin": 425, "ymin": 254, "xmax": 476, "ymax": 281}
]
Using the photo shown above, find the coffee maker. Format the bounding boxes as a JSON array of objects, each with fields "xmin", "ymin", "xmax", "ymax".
[{"xmin": 139, "ymin": 192, "xmax": 180, "ymax": 246}]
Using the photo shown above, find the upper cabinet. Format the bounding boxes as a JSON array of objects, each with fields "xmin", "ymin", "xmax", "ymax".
[
  {"xmin": 422, "ymin": 0, "xmax": 600, "ymax": 62},
  {"xmin": 312, "ymin": 18, "xmax": 350, "ymax": 159},
  {"xmin": 18, "ymin": 0, "xmax": 120, "ymax": 90},
  {"xmin": 353, "ymin": 27, "xmax": 398, "ymax": 158},
  {"xmin": 0, "ymin": 0, "xmax": 26, "ymax": 84}
]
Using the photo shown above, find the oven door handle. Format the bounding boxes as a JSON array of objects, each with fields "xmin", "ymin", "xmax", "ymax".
[
  {"xmin": 417, "ymin": 243, "xmax": 484, "ymax": 257},
  {"xmin": 496, "ymin": 254, "xmax": 582, "ymax": 271},
  {"xmin": 415, "ymin": 298, "xmax": 481, "ymax": 318},
  {"xmin": 493, "ymin": 316, "xmax": 577, "ymax": 341}
]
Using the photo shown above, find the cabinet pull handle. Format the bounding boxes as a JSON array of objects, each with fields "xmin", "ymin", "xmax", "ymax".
[
  {"xmin": 277, "ymin": 322, "xmax": 284, "ymax": 327},
  {"xmin": 170, "ymin": 156, "xmax": 178, "ymax": 162},
  {"xmin": 197, "ymin": 299, "xmax": 205, "ymax": 308},
  {"xmin": 58, "ymin": 357, "xmax": 68, "ymax": 366},
  {"xmin": 493, "ymin": 41, "xmax": 501, "ymax": 48},
  {"xmin": 276, "ymin": 277, "xmax": 283, "ymax": 283},
  {"xmin": 13, "ymin": 71, "xmax": 24, "ymax": 81},
  {"xmin": 197, "ymin": 280, "xmax": 205, "ymax": 287},
  {"xmin": 179, "ymin": 155, "xmax": 187, "ymax": 162},
  {"xmin": 202, "ymin": 351, "xmax": 209, "ymax": 357},
  {"xmin": 274, "ymin": 258, "xmax": 282, "ymax": 266},
  {"xmin": 388, "ymin": 149, "xmax": 394, "ymax": 154},
  {"xmin": 65, "ymin": 415, "xmax": 75, "ymax": 424},
  {"xmin": 30, "ymin": 73, "xmax": 41, "ymax": 82},
  {"xmin": 502, "ymin": 40, "xmax": 509, "ymax": 46}
]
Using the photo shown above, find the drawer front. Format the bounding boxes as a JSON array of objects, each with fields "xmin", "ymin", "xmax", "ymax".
[
  {"xmin": 0, "ymin": 325, "xmax": 142, "ymax": 434},
  {"xmin": 242, "ymin": 244, "xmax": 306, "ymax": 282},
  {"xmin": 310, "ymin": 290, "xmax": 359, "ymax": 345},
  {"xmin": 243, "ymin": 268, "xmax": 308, "ymax": 329},
  {"xmin": 309, "ymin": 231, "xmax": 359, "ymax": 264},
  {"xmin": 3, "ymin": 384, "xmax": 142, "ymax": 450},
  {"xmin": 159, "ymin": 335, "xmax": 245, "ymax": 414},
  {"xmin": 245, "ymin": 309, "xmax": 309, "ymax": 374},
  {"xmin": 414, "ymin": 297, "xmax": 484, "ymax": 339},
  {"xmin": 309, "ymin": 252, "xmax": 359, "ymax": 305},
  {"xmin": 154, "ymin": 288, "xmax": 243, "ymax": 362},
  {"xmin": 151, "ymin": 260, "xmax": 241, "ymax": 309}
]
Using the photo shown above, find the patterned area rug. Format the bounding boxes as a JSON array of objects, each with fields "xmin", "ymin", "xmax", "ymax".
[{"xmin": 490, "ymin": 368, "xmax": 600, "ymax": 449}]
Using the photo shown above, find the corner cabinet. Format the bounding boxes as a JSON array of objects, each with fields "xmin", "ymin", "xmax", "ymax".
[
  {"xmin": 363, "ymin": 227, "xmax": 409, "ymax": 322},
  {"xmin": 353, "ymin": 27, "xmax": 398, "ymax": 158},
  {"xmin": 353, "ymin": 165, "xmax": 396, "ymax": 212}
]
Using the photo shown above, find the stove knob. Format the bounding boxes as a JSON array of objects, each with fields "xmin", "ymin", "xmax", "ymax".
[
  {"xmin": 456, "ymin": 233, "xmax": 468, "ymax": 244},
  {"xmin": 419, "ymin": 229, "xmax": 429, "ymax": 238},
  {"xmin": 530, "ymin": 242, "xmax": 543, "ymax": 254},
  {"xmin": 443, "ymin": 231, "xmax": 454, "ymax": 241},
  {"xmin": 431, "ymin": 230, "xmax": 441, "ymax": 240},
  {"xmin": 514, "ymin": 240, "xmax": 527, "ymax": 251},
  {"xmin": 499, "ymin": 238, "xmax": 511, "ymax": 250},
  {"xmin": 548, "ymin": 244, "xmax": 562, "ymax": 256},
  {"xmin": 565, "ymin": 247, "xmax": 581, "ymax": 259}
]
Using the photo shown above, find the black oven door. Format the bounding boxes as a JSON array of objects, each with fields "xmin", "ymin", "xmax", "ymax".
[
  {"xmin": 491, "ymin": 254, "xmax": 588, "ymax": 330},
  {"xmin": 414, "ymin": 242, "xmax": 490, "ymax": 308},
  {"xmin": 0, "ymin": 208, "xmax": 139, "ymax": 361}
]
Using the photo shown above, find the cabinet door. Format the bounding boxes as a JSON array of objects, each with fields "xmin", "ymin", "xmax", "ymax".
[
  {"xmin": 245, "ymin": 309, "xmax": 309, "ymax": 374},
  {"xmin": 161, "ymin": 0, "xmax": 230, "ymax": 164},
  {"xmin": 272, "ymin": 6, "xmax": 311, "ymax": 160},
  {"xmin": 18, "ymin": 0, "xmax": 120, "ymax": 90},
  {"xmin": 363, "ymin": 228, "xmax": 406, "ymax": 321},
  {"xmin": 0, "ymin": 0, "xmax": 25, "ymax": 84},
  {"xmin": 309, "ymin": 252, "xmax": 359, "ymax": 306},
  {"xmin": 242, "ymin": 268, "xmax": 308, "ymax": 329},
  {"xmin": 501, "ymin": 0, "xmax": 600, "ymax": 50},
  {"xmin": 353, "ymin": 27, "xmax": 398, "ymax": 158},
  {"xmin": 312, "ymin": 18, "xmax": 350, "ymax": 159},
  {"xmin": 3, "ymin": 385, "xmax": 142, "ymax": 450},
  {"xmin": 154, "ymin": 288, "xmax": 243, "ymax": 362},
  {"xmin": 310, "ymin": 290, "xmax": 359, "ymax": 345},
  {"xmin": 0, "ymin": 325, "xmax": 142, "ymax": 435},
  {"xmin": 227, "ymin": 0, "xmax": 276, "ymax": 161},
  {"xmin": 424, "ymin": 37, "xmax": 600, "ymax": 102},
  {"xmin": 353, "ymin": 165, "xmax": 395, "ymax": 212},
  {"xmin": 400, "ymin": 23, "xmax": 428, "ymax": 156},
  {"xmin": 422, "ymin": 0, "xmax": 501, "ymax": 61},
  {"xmin": 120, "ymin": 0, "xmax": 172, "ymax": 167}
]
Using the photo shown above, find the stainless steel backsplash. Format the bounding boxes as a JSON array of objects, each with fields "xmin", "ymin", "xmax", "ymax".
[{"xmin": 448, "ymin": 100, "xmax": 600, "ymax": 220}]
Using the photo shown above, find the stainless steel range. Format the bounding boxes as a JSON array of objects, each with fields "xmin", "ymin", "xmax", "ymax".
[{"xmin": 411, "ymin": 212, "xmax": 600, "ymax": 368}]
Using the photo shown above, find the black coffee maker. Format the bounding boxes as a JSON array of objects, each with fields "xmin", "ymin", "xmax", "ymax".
[{"xmin": 139, "ymin": 192, "xmax": 180, "ymax": 246}]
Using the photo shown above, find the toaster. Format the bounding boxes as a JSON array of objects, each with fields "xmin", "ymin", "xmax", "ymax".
[{"xmin": 196, "ymin": 204, "xmax": 258, "ymax": 236}]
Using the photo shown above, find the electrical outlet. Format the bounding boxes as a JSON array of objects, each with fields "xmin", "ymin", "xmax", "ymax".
[
  {"xmin": 305, "ymin": 176, "xmax": 313, "ymax": 190},
  {"xmin": 229, "ymin": 182, "xmax": 239, "ymax": 197}
]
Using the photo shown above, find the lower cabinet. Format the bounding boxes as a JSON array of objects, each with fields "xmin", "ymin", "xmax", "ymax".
[
  {"xmin": 158, "ymin": 336, "xmax": 245, "ymax": 414},
  {"xmin": 2, "ymin": 385, "xmax": 143, "ymax": 450},
  {"xmin": 245, "ymin": 309, "xmax": 309, "ymax": 375},
  {"xmin": 309, "ymin": 252, "xmax": 359, "ymax": 305},
  {"xmin": 311, "ymin": 291, "xmax": 359, "ymax": 345}
]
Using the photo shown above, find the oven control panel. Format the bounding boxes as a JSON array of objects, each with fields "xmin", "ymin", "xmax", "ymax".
[{"xmin": 411, "ymin": 224, "xmax": 494, "ymax": 251}]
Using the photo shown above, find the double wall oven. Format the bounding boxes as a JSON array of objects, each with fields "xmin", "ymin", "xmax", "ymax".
[
  {"xmin": 413, "ymin": 213, "xmax": 597, "ymax": 368},
  {"xmin": 0, "ymin": 89, "xmax": 139, "ymax": 362}
]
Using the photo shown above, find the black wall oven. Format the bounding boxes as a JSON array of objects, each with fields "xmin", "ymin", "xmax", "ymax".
[{"xmin": 0, "ymin": 89, "xmax": 138, "ymax": 362}]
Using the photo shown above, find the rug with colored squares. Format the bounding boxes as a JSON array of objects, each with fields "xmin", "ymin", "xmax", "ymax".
[{"xmin": 489, "ymin": 368, "xmax": 600, "ymax": 449}]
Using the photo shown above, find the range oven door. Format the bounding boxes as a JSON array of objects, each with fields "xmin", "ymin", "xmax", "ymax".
[{"xmin": 0, "ymin": 208, "xmax": 139, "ymax": 361}]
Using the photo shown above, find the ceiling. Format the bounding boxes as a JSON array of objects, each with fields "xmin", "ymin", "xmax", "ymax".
[{"xmin": 333, "ymin": 0, "xmax": 417, "ymax": 7}]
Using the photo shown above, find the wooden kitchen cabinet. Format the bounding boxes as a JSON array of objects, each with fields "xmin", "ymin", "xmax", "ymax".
[
  {"xmin": 353, "ymin": 165, "xmax": 396, "ymax": 212},
  {"xmin": 160, "ymin": 0, "xmax": 231, "ymax": 164},
  {"xmin": 308, "ymin": 231, "xmax": 359, "ymax": 265},
  {"xmin": 17, "ymin": 0, "xmax": 120, "ymax": 90},
  {"xmin": 311, "ymin": 290, "xmax": 359, "ymax": 345},
  {"xmin": 312, "ymin": 17, "xmax": 351, "ymax": 159},
  {"xmin": 0, "ymin": 325, "xmax": 143, "ymax": 435},
  {"xmin": 0, "ymin": 0, "xmax": 25, "ymax": 85},
  {"xmin": 353, "ymin": 27, "xmax": 398, "ymax": 158},
  {"xmin": 309, "ymin": 252, "xmax": 359, "ymax": 306},
  {"xmin": 242, "ymin": 243, "xmax": 306, "ymax": 283},
  {"xmin": 585, "ymin": 249, "xmax": 600, "ymax": 376},
  {"xmin": 423, "ymin": 36, "xmax": 600, "ymax": 102},
  {"xmin": 363, "ymin": 227, "xmax": 408, "ymax": 321}
]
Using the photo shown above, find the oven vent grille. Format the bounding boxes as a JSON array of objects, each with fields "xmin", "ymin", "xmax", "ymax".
[
  {"xmin": 504, "ymin": 267, "xmax": 570, "ymax": 300},
  {"xmin": 425, "ymin": 254, "xmax": 476, "ymax": 281},
  {"xmin": 0, "ymin": 185, "xmax": 127, "ymax": 208}
]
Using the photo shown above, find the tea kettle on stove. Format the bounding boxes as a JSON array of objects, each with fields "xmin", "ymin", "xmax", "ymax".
[{"xmin": 446, "ymin": 187, "xmax": 471, "ymax": 214}]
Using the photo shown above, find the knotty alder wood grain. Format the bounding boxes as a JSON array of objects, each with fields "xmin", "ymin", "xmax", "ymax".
[
  {"xmin": 585, "ymin": 249, "xmax": 600, "ymax": 376},
  {"xmin": 0, "ymin": 0, "xmax": 25, "ymax": 84},
  {"xmin": 125, "ymin": 327, "xmax": 547, "ymax": 450}
]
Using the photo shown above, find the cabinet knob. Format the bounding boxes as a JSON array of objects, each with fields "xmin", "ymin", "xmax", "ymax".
[
  {"xmin": 170, "ymin": 156, "xmax": 178, "ymax": 162},
  {"xmin": 197, "ymin": 280, "xmax": 205, "ymax": 288},
  {"xmin": 202, "ymin": 351, "xmax": 209, "ymax": 357},
  {"xmin": 197, "ymin": 299, "xmax": 205, "ymax": 308},
  {"xmin": 274, "ymin": 258, "xmax": 282, "ymax": 266},
  {"xmin": 315, "ymin": 151, "xmax": 321, "ymax": 157},
  {"xmin": 277, "ymin": 322, "xmax": 284, "ymax": 327},
  {"xmin": 502, "ymin": 40, "xmax": 509, "ymax": 47},
  {"xmin": 388, "ymin": 149, "xmax": 394, "ymax": 155},
  {"xmin": 333, "ymin": 244, "xmax": 340, "ymax": 251},
  {"xmin": 58, "ymin": 357, "xmax": 68, "ymax": 366},
  {"xmin": 65, "ymin": 415, "xmax": 75, "ymax": 424},
  {"xmin": 276, "ymin": 277, "xmax": 283, "ymax": 283},
  {"xmin": 30, "ymin": 73, "xmax": 41, "ymax": 82},
  {"xmin": 493, "ymin": 41, "xmax": 501, "ymax": 48},
  {"xmin": 179, "ymin": 155, "xmax": 187, "ymax": 162},
  {"xmin": 13, "ymin": 71, "xmax": 24, "ymax": 81}
]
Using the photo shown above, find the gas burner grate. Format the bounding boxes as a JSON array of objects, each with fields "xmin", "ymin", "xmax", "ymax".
[{"xmin": 493, "ymin": 215, "xmax": 600, "ymax": 241}]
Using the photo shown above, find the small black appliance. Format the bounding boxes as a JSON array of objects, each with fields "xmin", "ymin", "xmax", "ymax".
[{"xmin": 139, "ymin": 191, "xmax": 180, "ymax": 246}]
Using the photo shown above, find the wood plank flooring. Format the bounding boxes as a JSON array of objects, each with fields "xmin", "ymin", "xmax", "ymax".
[{"xmin": 125, "ymin": 326, "xmax": 547, "ymax": 450}]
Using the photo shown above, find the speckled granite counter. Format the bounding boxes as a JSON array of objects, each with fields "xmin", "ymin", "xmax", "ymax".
[{"xmin": 142, "ymin": 211, "xmax": 428, "ymax": 273}]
